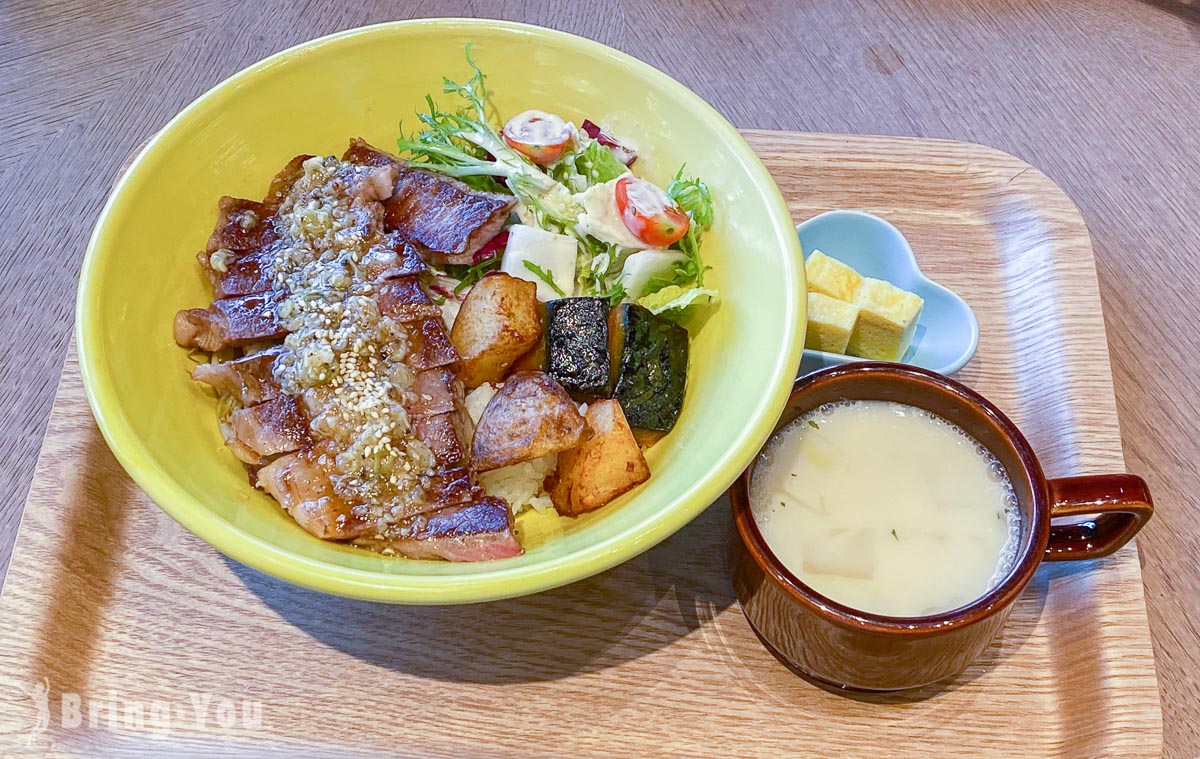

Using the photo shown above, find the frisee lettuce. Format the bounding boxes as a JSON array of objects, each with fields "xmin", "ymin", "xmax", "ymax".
[
  {"xmin": 396, "ymin": 48, "xmax": 717, "ymax": 314},
  {"xmin": 396, "ymin": 45, "xmax": 577, "ymax": 218},
  {"xmin": 445, "ymin": 255, "xmax": 501, "ymax": 294},
  {"xmin": 666, "ymin": 168, "xmax": 714, "ymax": 228},
  {"xmin": 598, "ymin": 281, "xmax": 628, "ymax": 306},
  {"xmin": 642, "ymin": 167, "xmax": 715, "ymax": 294},
  {"xmin": 574, "ymin": 235, "xmax": 618, "ymax": 295}
]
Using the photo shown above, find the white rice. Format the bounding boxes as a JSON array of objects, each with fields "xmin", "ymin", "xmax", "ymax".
[
  {"xmin": 478, "ymin": 453, "xmax": 558, "ymax": 515},
  {"xmin": 464, "ymin": 383, "xmax": 497, "ymax": 424}
]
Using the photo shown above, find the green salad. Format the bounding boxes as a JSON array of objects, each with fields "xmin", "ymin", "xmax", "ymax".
[{"xmin": 396, "ymin": 47, "xmax": 717, "ymax": 318}]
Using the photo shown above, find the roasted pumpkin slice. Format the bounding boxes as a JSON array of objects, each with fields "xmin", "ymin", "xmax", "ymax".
[
  {"xmin": 608, "ymin": 303, "xmax": 689, "ymax": 432},
  {"xmin": 544, "ymin": 297, "xmax": 611, "ymax": 400}
]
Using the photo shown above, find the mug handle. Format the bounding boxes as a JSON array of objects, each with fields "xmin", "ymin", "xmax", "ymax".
[{"xmin": 1044, "ymin": 475, "xmax": 1154, "ymax": 561}]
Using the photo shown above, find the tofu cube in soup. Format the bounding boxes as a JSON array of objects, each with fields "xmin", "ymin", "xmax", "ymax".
[
  {"xmin": 450, "ymin": 273, "xmax": 543, "ymax": 388},
  {"xmin": 801, "ymin": 528, "xmax": 877, "ymax": 581},
  {"xmin": 550, "ymin": 400, "xmax": 650, "ymax": 516}
]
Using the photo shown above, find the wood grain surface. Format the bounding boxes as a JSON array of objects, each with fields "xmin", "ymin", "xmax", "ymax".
[
  {"xmin": 2, "ymin": 2, "xmax": 1198, "ymax": 756},
  {"xmin": 0, "ymin": 131, "xmax": 1164, "ymax": 757}
]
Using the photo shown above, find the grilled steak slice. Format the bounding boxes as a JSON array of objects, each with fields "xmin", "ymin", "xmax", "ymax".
[
  {"xmin": 342, "ymin": 138, "xmax": 400, "ymax": 169},
  {"xmin": 263, "ymin": 154, "xmax": 315, "ymax": 210},
  {"xmin": 258, "ymin": 450, "xmax": 373, "ymax": 540},
  {"xmin": 174, "ymin": 291, "xmax": 286, "ymax": 351},
  {"xmin": 197, "ymin": 245, "xmax": 276, "ymax": 299},
  {"xmin": 355, "ymin": 497, "xmax": 522, "ymax": 561},
  {"xmin": 407, "ymin": 361, "xmax": 476, "ymax": 501},
  {"xmin": 342, "ymin": 137, "xmax": 515, "ymax": 265},
  {"xmin": 405, "ymin": 316, "xmax": 460, "ymax": 370},
  {"xmin": 384, "ymin": 168, "xmax": 516, "ymax": 265},
  {"xmin": 230, "ymin": 395, "xmax": 310, "ymax": 459},
  {"xmin": 413, "ymin": 411, "xmax": 471, "ymax": 469},
  {"xmin": 406, "ymin": 368, "xmax": 459, "ymax": 419},
  {"xmin": 346, "ymin": 163, "xmax": 397, "ymax": 205},
  {"xmin": 206, "ymin": 197, "xmax": 279, "ymax": 254},
  {"xmin": 361, "ymin": 233, "xmax": 429, "ymax": 282},
  {"xmin": 191, "ymin": 346, "xmax": 283, "ymax": 406},
  {"xmin": 376, "ymin": 276, "xmax": 441, "ymax": 323},
  {"xmin": 422, "ymin": 466, "xmax": 480, "ymax": 507}
]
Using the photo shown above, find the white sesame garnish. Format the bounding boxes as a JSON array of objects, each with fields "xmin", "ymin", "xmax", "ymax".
[{"xmin": 268, "ymin": 157, "xmax": 432, "ymax": 507}]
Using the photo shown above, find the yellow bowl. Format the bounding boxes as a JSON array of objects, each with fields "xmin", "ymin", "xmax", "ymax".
[{"xmin": 77, "ymin": 19, "xmax": 806, "ymax": 603}]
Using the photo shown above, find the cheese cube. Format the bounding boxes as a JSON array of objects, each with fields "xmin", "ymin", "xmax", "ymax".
[
  {"xmin": 806, "ymin": 250, "xmax": 862, "ymax": 302},
  {"xmin": 846, "ymin": 277, "xmax": 924, "ymax": 361},
  {"xmin": 500, "ymin": 225, "xmax": 577, "ymax": 301},
  {"xmin": 805, "ymin": 292, "xmax": 860, "ymax": 354}
]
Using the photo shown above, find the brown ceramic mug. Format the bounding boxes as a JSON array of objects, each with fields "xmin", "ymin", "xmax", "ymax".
[{"xmin": 730, "ymin": 362, "xmax": 1153, "ymax": 691}]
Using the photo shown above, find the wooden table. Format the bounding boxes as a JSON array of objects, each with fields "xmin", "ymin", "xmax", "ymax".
[{"xmin": 2, "ymin": 1, "xmax": 1197, "ymax": 756}]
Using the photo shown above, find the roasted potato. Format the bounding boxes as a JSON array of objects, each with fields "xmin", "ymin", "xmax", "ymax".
[
  {"xmin": 471, "ymin": 372, "xmax": 587, "ymax": 472},
  {"xmin": 510, "ymin": 300, "xmax": 548, "ymax": 373},
  {"xmin": 549, "ymin": 400, "xmax": 650, "ymax": 516},
  {"xmin": 510, "ymin": 332, "xmax": 547, "ymax": 374},
  {"xmin": 450, "ymin": 273, "xmax": 542, "ymax": 388}
]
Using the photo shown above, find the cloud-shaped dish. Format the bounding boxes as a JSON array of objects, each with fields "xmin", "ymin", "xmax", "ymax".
[{"xmin": 797, "ymin": 210, "xmax": 979, "ymax": 376}]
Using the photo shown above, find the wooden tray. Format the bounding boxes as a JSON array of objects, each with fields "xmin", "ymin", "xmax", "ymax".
[{"xmin": 0, "ymin": 131, "xmax": 1161, "ymax": 757}]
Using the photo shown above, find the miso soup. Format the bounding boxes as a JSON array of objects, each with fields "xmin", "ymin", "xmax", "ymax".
[{"xmin": 750, "ymin": 400, "xmax": 1021, "ymax": 617}]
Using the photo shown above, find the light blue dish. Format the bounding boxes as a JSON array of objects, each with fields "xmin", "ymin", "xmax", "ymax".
[{"xmin": 796, "ymin": 210, "xmax": 979, "ymax": 376}]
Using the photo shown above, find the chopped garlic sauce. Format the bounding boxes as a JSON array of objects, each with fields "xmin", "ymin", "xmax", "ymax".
[{"xmin": 269, "ymin": 156, "xmax": 436, "ymax": 512}]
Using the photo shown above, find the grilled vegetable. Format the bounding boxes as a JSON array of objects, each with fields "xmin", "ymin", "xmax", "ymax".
[
  {"xmin": 470, "ymin": 372, "xmax": 587, "ymax": 472},
  {"xmin": 608, "ymin": 303, "xmax": 689, "ymax": 432},
  {"xmin": 549, "ymin": 400, "xmax": 650, "ymax": 516},
  {"xmin": 544, "ymin": 297, "xmax": 611, "ymax": 400},
  {"xmin": 450, "ymin": 273, "xmax": 543, "ymax": 388}
]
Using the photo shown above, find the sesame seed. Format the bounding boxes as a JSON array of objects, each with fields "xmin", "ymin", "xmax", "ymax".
[{"xmin": 267, "ymin": 158, "xmax": 434, "ymax": 521}]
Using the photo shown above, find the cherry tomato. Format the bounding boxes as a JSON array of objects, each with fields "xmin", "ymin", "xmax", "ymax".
[
  {"xmin": 502, "ymin": 110, "xmax": 572, "ymax": 166},
  {"xmin": 614, "ymin": 176, "xmax": 690, "ymax": 247}
]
